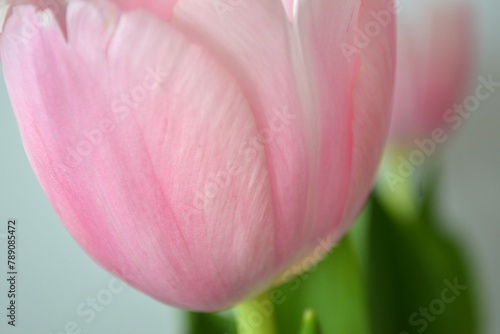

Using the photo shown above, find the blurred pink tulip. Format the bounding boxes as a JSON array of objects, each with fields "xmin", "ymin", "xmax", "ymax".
[
  {"xmin": 390, "ymin": 0, "xmax": 473, "ymax": 141},
  {"xmin": 1, "ymin": 0, "xmax": 394, "ymax": 311}
]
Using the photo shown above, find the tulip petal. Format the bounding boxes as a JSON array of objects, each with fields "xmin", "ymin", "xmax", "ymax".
[
  {"xmin": 340, "ymin": 0, "xmax": 396, "ymax": 226},
  {"xmin": 0, "ymin": 2, "xmax": 10, "ymax": 33},
  {"xmin": 111, "ymin": 0, "xmax": 177, "ymax": 20},
  {"xmin": 281, "ymin": 0, "xmax": 295, "ymax": 20},
  {"xmin": 170, "ymin": 0, "xmax": 313, "ymax": 266},
  {"xmin": 170, "ymin": 0, "xmax": 395, "ymax": 267},
  {"xmin": 2, "ymin": 0, "xmax": 278, "ymax": 311},
  {"xmin": 295, "ymin": 0, "xmax": 396, "ymax": 238},
  {"xmin": 293, "ymin": 0, "xmax": 361, "ymax": 245}
]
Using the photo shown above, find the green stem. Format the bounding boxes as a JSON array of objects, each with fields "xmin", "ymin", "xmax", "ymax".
[
  {"xmin": 234, "ymin": 290, "xmax": 277, "ymax": 334},
  {"xmin": 376, "ymin": 145, "xmax": 419, "ymax": 222},
  {"xmin": 300, "ymin": 309, "xmax": 320, "ymax": 334}
]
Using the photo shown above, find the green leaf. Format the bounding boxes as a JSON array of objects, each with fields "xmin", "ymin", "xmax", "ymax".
[
  {"xmin": 367, "ymin": 193, "xmax": 478, "ymax": 334},
  {"xmin": 273, "ymin": 232, "xmax": 370, "ymax": 334},
  {"xmin": 300, "ymin": 309, "xmax": 322, "ymax": 334},
  {"xmin": 187, "ymin": 311, "xmax": 236, "ymax": 334}
]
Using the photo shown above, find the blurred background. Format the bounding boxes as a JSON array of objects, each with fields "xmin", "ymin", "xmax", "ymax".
[{"xmin": 0, "ymin": 0, "xmax": 498, "ymax": 333}]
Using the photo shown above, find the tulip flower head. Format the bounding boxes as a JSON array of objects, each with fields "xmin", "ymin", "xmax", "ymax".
[
  {"xmin": 390, "ymin": 0, "xmax": 473, "ymax": 142},
  {"xmin": 0, "ymin": 0, "xmax": 395, "ymax": 311}
]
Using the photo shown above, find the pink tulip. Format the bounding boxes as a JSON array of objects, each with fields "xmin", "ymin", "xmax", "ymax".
[
  {"xmin": 390, "ymin": 0, "xmax": 473, "ymax": 141},
  {"xmin": 1, "ymin": 0, "xmax": 395, "ymax": 311}
]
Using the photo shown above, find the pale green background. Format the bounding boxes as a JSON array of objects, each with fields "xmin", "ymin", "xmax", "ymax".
[{"xmin": 0, "ymin": 0, "xmax": 499, "ymax": 333}]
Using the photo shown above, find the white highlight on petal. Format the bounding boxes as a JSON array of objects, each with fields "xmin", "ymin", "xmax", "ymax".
[
  {"xmin": 35, "ymin": 8, "xmax": 54, "ymax": 27},
  {"xmin": 0, "ymin": 1, "xmax": 10, "ymax": 33}
]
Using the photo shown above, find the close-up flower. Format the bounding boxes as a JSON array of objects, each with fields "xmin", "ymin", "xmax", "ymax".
[
  {"xmin": 1, "ymin": 0, "xmax": 394, "ymax": 311},
  {"xmin": 0, "ymin": 0, "xmax": 497, "ymax": 333}
]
